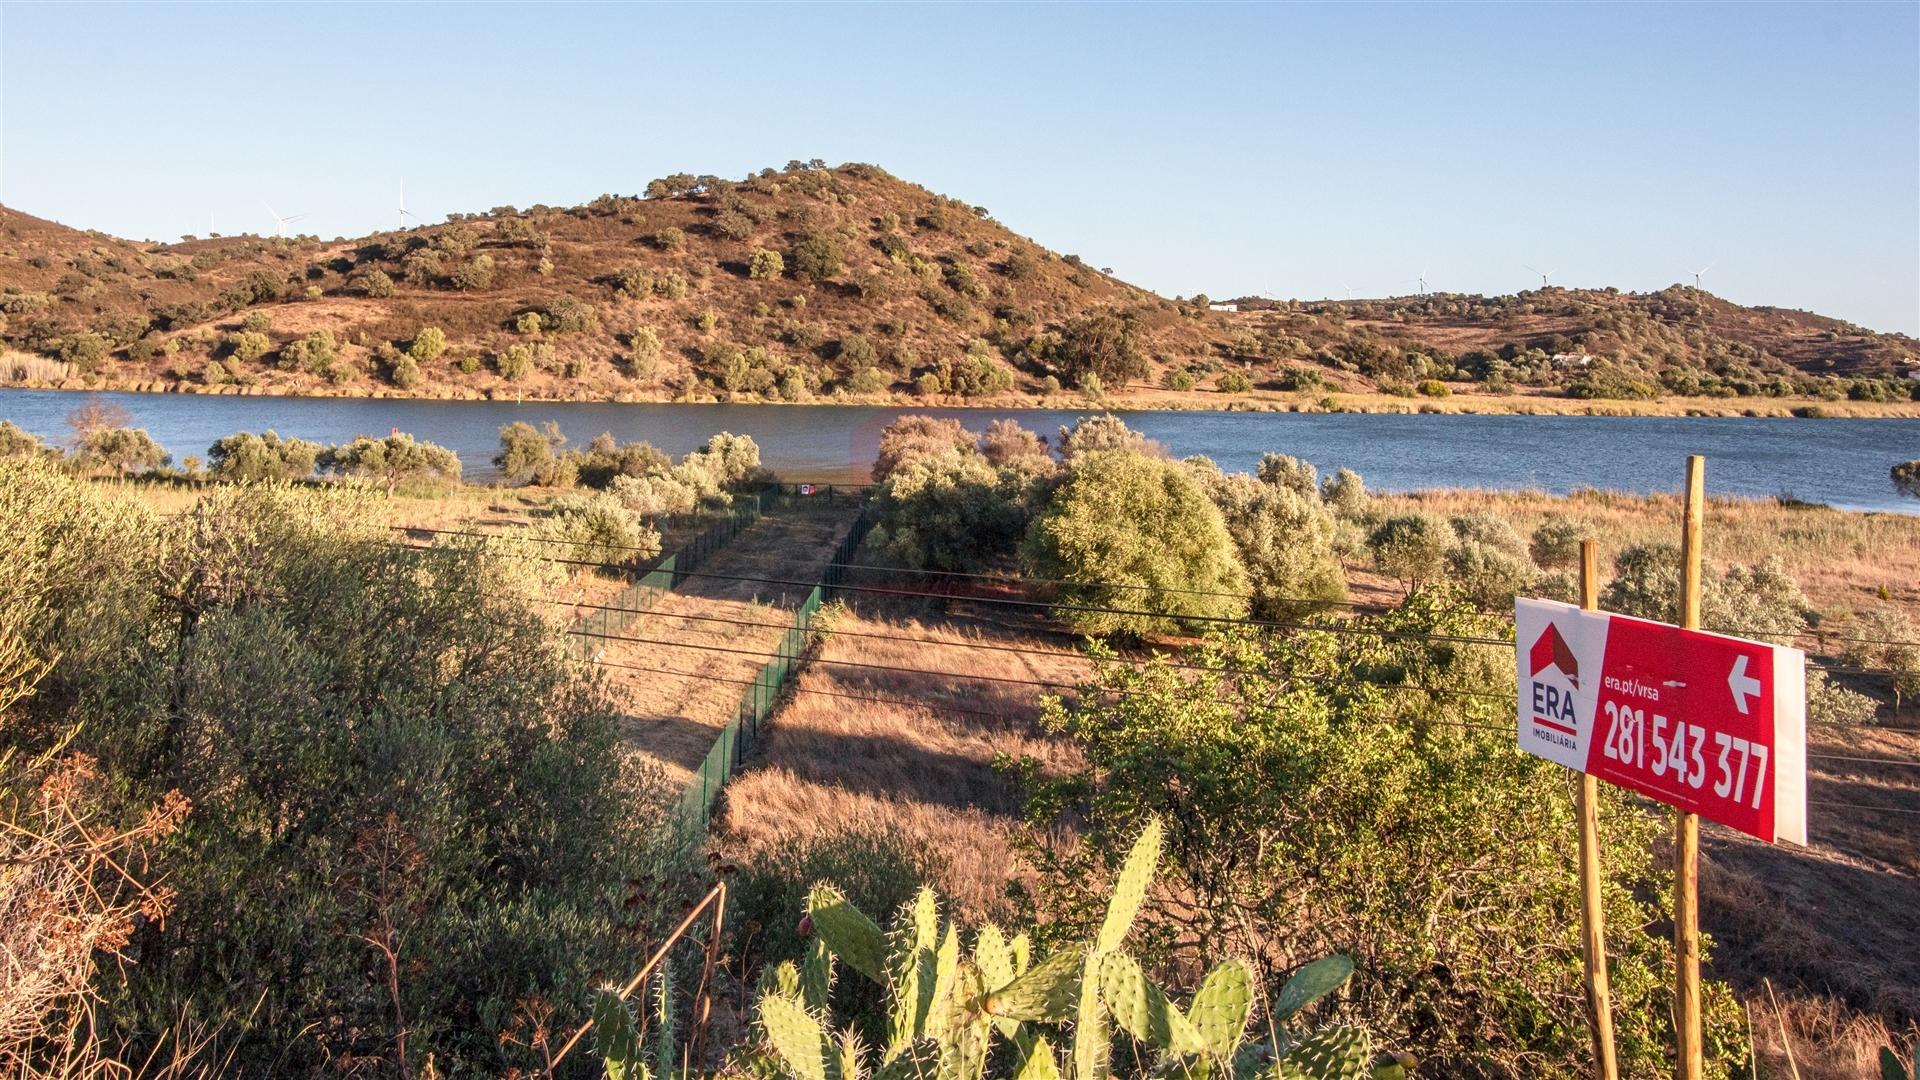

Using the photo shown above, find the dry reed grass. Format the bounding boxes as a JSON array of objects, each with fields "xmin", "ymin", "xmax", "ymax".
[{"xmin": 1366, "ymin": 487, "xmax": 1920, "ymax": 616}]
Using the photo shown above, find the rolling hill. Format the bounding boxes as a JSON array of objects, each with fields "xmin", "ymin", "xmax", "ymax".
[{"xmin": 1, "ymin": 162, "xmax": 1914, "ymax": 412}]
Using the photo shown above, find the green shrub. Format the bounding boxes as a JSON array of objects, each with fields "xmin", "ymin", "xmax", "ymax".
[
  {"xmin": 1022, "ymin": 450, "xmax": 1248, "ymax": 636},
  {"xmin": 0, "ymin": 463, "xmax": 688, "ymax": 1074},
  {"xmin": 790, "ymin": 230, "xmax": 844, "ymax": 281},
  {"xmin": 1529, "ymin": 517, "xmax": 1588, "ymax": 569},
  {"xmin": 318, "ymin": 432, "xmax": 462, "ymax": 494},
  {"xmin": 207, "ymin": 429, "xmax": 321, "ymax": 482},
  {"xmin": 278, "ymin": 329, "xmax": 338, "ymax": 375},
  {"xmin": 1367, "ymin": 513, "xmax": 1455, "ymax": 593},
  {"xmin": 389, "ymin": 353, "xmax": 422, "ymax": 389},
  {"xmin": 352, "ymin": 268, "xmax": 395, "ymax": 297},
  {"xmin": 226, "ymin": 330, "xmax": 271, "ymax": 364},
  {"xmin": 1018, "ymin": 599, "xmax": 1750, "ymax": 1076},
  {"xmin": 628, "ymin": 326, "xmax": 662, "ymax": 380},
  {"xmin": 748, "ymin": 247, "xmax": 785, "ymax": 279},
  {"xmin": 408, "ymin": 325, "xmax": 447, "ymax": 362}
]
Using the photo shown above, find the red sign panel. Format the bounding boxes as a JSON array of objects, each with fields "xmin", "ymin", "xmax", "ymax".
[{"xmin": 1517, "ymin": 599, "xmax": 1807, "ymax": 844}]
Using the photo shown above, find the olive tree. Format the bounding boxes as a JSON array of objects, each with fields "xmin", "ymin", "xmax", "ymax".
[
  {"xmin": 318, "ymin": 432, "xmax": 462, "ymax": 495},
  {"xmin": 1021, "ymin": 449, "xmax": 1248, "ymax": 636},
  {"xmin": 1367, "ymin": 513, "xmax": 1455, "ymax": 594},
  {"xmin": 207, "ymin": 430, "xmax": 322, "ymax": 482}
]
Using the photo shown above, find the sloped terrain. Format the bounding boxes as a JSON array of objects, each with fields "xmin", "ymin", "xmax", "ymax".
[{"xmin": 1, "ymin": 161, "xmax": 1914, "ymax": 409}]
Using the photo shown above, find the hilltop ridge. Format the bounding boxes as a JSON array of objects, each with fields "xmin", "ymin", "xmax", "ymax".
[{"xmin": 1, "ymin": 162, "xmax": 1915, "ymax": 414}]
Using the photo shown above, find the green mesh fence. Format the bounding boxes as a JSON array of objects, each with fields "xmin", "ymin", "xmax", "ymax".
[{"xmin": 678, "ymin": 504, "xmax": 873, "ymax": 827}]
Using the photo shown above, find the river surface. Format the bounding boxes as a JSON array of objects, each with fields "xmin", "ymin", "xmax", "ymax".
[{"xmin": 3, "ymin": 390, "xmax": 1916, "ymax": 512}]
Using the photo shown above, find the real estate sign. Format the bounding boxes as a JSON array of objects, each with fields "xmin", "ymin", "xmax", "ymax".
[{"xmin": 1515, "ymin": 598, "xmax": 1808, "ymax": 844}]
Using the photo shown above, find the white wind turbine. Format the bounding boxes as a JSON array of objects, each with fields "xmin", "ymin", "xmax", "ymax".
[
  {"xmin": 266, "ymin": 205, "xmax": 307, "ymax": 239},
  {"xmin": 1523, "ymin": 263, "xmax": 1556, "ymax": 288},
  {"xmin": 1690, "ymin": 263, "xmax": 1714, "ymax": 289}
]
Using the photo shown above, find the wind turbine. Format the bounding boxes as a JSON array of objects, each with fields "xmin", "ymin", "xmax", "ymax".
[
  {"xmin": 266, "ymin": 205, "xmax": 307, "ymax": 239},
  {"xmin": 1523, "ymin": 263, "xmax": 1556, "ymax": 288},
  {"xmin": 1690, "ymin": 263, "xmax": 1714, "ymax": 289},
  {"xmin": 398, "ymin": 180, "xmax": 414, "ymax": 230}
]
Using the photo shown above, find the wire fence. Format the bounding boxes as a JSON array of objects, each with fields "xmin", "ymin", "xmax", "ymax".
[
  {"xmin": 564, "ymin": 485, "xmax": 805, "ymax": 661},
  {"xmin": 672, "ymin": 503, "xmax": 875, "ymax": 827}
]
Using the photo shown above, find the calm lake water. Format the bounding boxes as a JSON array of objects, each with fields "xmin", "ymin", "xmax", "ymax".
[{"xmin": 4, "ymin": 389, "xmax": 1917, "ymax": 512}]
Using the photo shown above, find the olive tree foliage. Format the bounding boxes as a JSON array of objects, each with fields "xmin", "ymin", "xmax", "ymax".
[
  {"xmin": 536, "ymin": 492, "xmax": 661, "ymax": 567},
  {"xmin": 1367, "ymin": 513, "xmax": 1455, "ymax": 594},
  {"xmin": 1444, "ymin": 512, "xmax": 1540, "ymax": 609},
  {"xmin": 1021, "ymin": 449, "xmax": 1249, "ymax": 636},
  {"xmin": 1320, "ymin": 467, "xmax": 1369, "ymax": 516},
  {"xmin": 1014, "ymin": 594, "xmax": 1750, "ymax": 1078},
  {"xmin": 1055, "ymin": 312, "xmax": 1148, "ymax": 388},
  {"xmin": 207, "ymin": 429, "xmax": 321, "ymax": 482},
  {"xmin": 71, "ymin": 427, "xmax": 170, "ymax": 476},
  {"xmin": 1895, "ymin": 459, "xmax": 1920, "ymax": 499},
  {"xmin": 318, "ymin": 432, "xmax": 462, "ymax": 495},
  {"xmin": 1529, "ymin": 517, "xmax": 1589, "ymax": 570},
  {"xmin": 0, "ymin": 458, "xmax": 688, "ymax": 1075},
  {"xmin": 1842, "ymin": 607, "xmax": 1920, "ymax": 709},
  {"xmin": 494, "ymin": 421, "xmax": 571, "ymax": 485},
  {"xmin": 871, "ymin": 415, "xmax": 974, "ymax": 482},
  {"xmin": 872, "ymin": 448, "xmax": 1036, "ymax": 573},
  {"xmin": 1055, "ymin": 413, "xmax": 1163, "ymax": 463},
  {"xmin": 1188, "ymin": 457, "xmax": 1347, "ymax": 619},
  {"xmin": 1255, "ymin": 453, "xmax": 1318, "ymax": 498},
  {"xmin": 1599, "ymin": 544, "xmax": 1811, "ymax": 643},
  {"xmin": 0, "ymin": 420, "xmax": 48, "ymax": 458}
]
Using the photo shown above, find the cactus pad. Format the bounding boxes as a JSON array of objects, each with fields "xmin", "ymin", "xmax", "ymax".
[
  {"xmin": 760, "ymin": 993, "xmax": 834, "ymax": 1080},
  {"xmin": 1186, "ymin": 959, "xmax": 1253, "ymax": 1058},
  {"xmin": 1271, "ymin": 956, "xmax": 1354, "ymax": 1024},
  {"xmin": 1277, "ymin": 1026, "xmax": 1372, "ymax": 1080},
  {"xmin": 985, "ymin": 949, "xmax": 1083, "ymax": 1022},
  {"xmin": 1097, "ymin": 817, "xmax": 1162, "ymax": 954},
  {"xmin": 809, "ymin": 884, "xmax": 888, "ymax": 983}
]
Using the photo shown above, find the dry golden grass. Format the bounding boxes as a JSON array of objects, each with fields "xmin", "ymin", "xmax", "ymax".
[
  {"xmin": 716, "ymin": 598, "xmax": 1089, "ymax": 923},
  {"xmin": 1366, "ymin": 487, "xmax": 1920, "ymax": 616},
  {"xmin": 589, "ymin": 504, "xmax": 858, "ymax": 785}
]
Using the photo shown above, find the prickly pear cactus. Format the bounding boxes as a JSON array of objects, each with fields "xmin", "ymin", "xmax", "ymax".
[
  {"xmin": 1097, "ymin": 818, "xmax": 1162, "ymax": 954},
  {"xmin": 594, "ymin": 988, "xmax": 650, "ymax": 1080},
  {"xmin": 1185, "ymin": 959, "xmax": 1253, "ymax": 1058},
  {"xmin": 808, "ymin": 884, "xmax": 888, "ymax": 982},
  {"xmin": 1099, "ymin": 952, "xmax": 1205, "ymax": 1058},
  {"xmin": 759, "ymin": 993, "xmax": 835, "ymax": 1080},
  {"xmin": 985, "ymin": 949, "xmax": 1082, "ymax": 1023},
  {"xmin": 1276, "ymin": 1026, "xmax": 1372, "ymax": 1080}
]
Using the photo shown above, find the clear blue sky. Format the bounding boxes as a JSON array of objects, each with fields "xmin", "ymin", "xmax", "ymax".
[{"xmin": 4, "ymin": 2, "xmax": 1916, "ymax": 333}]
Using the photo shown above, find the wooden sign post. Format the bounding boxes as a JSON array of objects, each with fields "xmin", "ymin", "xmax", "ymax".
[
  {"xmin": 1516, "ymin": 456, "xmax": 1809, "ymax": 1078},
  {"xmin": 1576, "ymin": 540, "xmax": 1619, "ymax": 1080},
  {"xmin": 1674, "ymin": 455, "xmax": 1705, "ymax": 1080}
]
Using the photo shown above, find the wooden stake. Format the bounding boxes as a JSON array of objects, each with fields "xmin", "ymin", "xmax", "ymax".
[
  {"xmin": 1577, "ymin": 540, "xmax": 1619, "ymax": 1080},
  {"xmin": 1675, "ymin": 456, "xmax": 1706, "ymax": 1080}
]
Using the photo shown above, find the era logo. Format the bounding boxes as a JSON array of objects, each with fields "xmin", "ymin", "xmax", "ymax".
[{"xmin": 1528, "ymin": 623, "xmax": 1580, "ymax": 736}]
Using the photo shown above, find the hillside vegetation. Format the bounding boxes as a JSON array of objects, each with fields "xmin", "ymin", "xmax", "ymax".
[{"xmin": 1, "ymin": 162, "xmax": 1915, "ymax": 412}]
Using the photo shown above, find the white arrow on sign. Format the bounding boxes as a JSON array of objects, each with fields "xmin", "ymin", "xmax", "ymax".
[{"xmin": 1728, "ymin": 654, "xmax": 1762, "ymax": 715}]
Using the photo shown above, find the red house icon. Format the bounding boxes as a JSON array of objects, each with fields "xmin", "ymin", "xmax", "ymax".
[{"xmin": 1530, "ymin": 624, "xmax": 1580, "ymax": 688}]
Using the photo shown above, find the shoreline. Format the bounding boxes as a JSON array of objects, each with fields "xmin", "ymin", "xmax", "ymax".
[{"xmin": 3, "ymin": 377, "xmax": 1918, "ymax": 420}]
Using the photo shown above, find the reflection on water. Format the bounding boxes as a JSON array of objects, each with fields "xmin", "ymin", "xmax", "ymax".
[{"xmin": 3, "ymin": 390, "xmax": 1917, "ymax": 512}]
